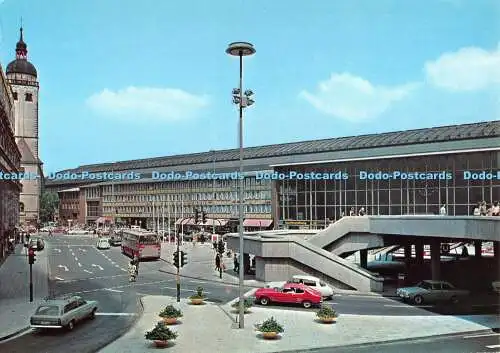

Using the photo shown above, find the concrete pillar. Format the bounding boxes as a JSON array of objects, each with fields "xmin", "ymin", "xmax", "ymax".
[
  {"xmin": 430, "ymin": 240, "xmax": 441, "ymax": 280},
  {"xmin": 415, "ymin": 242, "xmax": 424, "ymax": 264},
  {"xmin": 474, "ymin": 241, "xmax": 482, "ymax": 258},
  {"xmin": 404, "ymin": 245, "xmax": 412, "ymax": 260},
  {"xmin": 360, "ymin": 249, "xmax": 368, "ymax": 269},
  {"xmin": 244, "ymin": 253, "xmax": 251, "ymax": 274}
]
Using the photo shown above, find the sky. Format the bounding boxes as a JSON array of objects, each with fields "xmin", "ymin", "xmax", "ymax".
[{"xmin": 0, "ymin": 0, "xmax": 498, "ymax": 173}]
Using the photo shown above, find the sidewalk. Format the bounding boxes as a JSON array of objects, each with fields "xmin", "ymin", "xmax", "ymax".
[
  {"xmin": 99, "ymin": 295, "xmax": 499, "ymax": 353},
  {"xmin": 0, "ymin": 243, "xmax": 50, "ymax": 340}
]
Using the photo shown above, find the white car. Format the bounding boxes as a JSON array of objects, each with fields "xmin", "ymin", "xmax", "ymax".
[
  {"xmin": 266, "ymin": 275, "xmax": 335, "ymax": 299},
  {"xmin": 69, "ymin": 229, "xmax": 90, "ymax": 235},
  {"xmin": 96, "ymin": 238, "xmax": 110, "ymax": 250}
]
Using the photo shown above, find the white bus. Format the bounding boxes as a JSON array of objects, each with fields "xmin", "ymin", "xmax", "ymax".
[{"xmin": 121, "ymin": 230, "xmax": 161, "ymax": 260}]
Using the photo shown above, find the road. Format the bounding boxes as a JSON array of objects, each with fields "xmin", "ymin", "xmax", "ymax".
[
  {"xmin": 285, "ymin": 330, "xmax": 500, "ymax": 353},
  {"xmin": 2, "ymin": 233, "xmax": 497, "ymax": 353}
]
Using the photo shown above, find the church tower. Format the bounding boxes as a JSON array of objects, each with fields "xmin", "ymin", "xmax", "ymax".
[{"xmin": 6, "ymin": 27, "xmax": 43, "ymax": 226}]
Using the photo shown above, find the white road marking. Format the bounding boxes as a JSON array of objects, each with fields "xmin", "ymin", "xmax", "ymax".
[
  {"xmin": 78, "ymin": 263, "xmax": 82, "ymax": 267},
  {"xmin": 463, "ymin": 333, "xmax": 500, "ymax": 339},
  {"xmin": 95, "ymin": 313, "xmax": 136, "ymax": 316},
  {"xmin": 115, "ymin": 264, "xmax": 120, "ymax": 268},
  {"xmin": 75, "ymin": 257, "xmax": 78, "ymax": 261},
  {"xmin": 92, "ymin": 264, "xmax": 104, "ymax": 270},
  {"xmin": 83, "ymin": 270, "xmax": 93, "ymax": 274},
  {"xmin": 486, "ymin": 345, "xmax": 500, "ymax": 349},
  {"xmin": 347, "ymin": 295, "xmax": 389, "ymax": 299},
  {"xmin": 121, "ymin": 268, "xmax": 127, "ymax": 272},
  {"xmin": 383, "ymin": 304, "xmax": 434, "ymax": 308},
  {"xmin": 53, "ymin": 249, "xmax": 61, "ymax": 253},
  {"xmin": 104, "ymin": 288, "xmax": 124, "ymax": 293},
  {"xmin": 55, "ymin": 277, "xmax": 64, "ymax": 281},
  {"xmin": 190, "ymin": 280, "xmax": 206, "ymax": 284},
  {"xmin": 79, "ymin": 248, "xmax": 87, "ymax": 252},
  {"xmin": 110, "ymin": 261, "xmax": 116, "ymax": 265},
  {"xmin": 57, "ymin": 265, "xmax": 69, "ymax": 272}
]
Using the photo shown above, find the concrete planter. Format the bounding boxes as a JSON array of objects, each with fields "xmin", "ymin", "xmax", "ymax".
[
  {"xmin": 153, "ymin": 340, "xmax": 169, "ymax": 348},
  {"xmin": 190, "ymin": 298, "xmax": 204, "ymax": 305},
  {"xmin": 161, "ymin": 317, "xmax": 178, "ymax": 325},
  {"xmin": 318, "ymin": 316, "xmax": 337, "ymax": 324},
  {"xmin": 262, "ymin": 332, "xmax": 278, "ymax": 339}
]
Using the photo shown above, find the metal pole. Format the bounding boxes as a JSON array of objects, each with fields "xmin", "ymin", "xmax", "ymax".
[
  {"xmin": 213, "ymin": 151, "xmax": 216, "ymax": 236},
  {"xmin": 238, "ymin": 52, "xmax": 245, "ymax": 328},
  {"xmin": 29, "ymin": 263, "xmax": 33, "ymax": 302},
  {"xmin": 176, "ymin": 235, "xmax": 180, "ymax": 302}
]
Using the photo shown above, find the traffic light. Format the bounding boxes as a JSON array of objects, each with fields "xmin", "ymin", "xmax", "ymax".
[
  {"xmin": 194, "ymin": 209, "xmax": 199, "ymax": 224},
  {"xmin": 180, "ymin": 251, "xmax": 188, "ymax": 267},
  {"xmin": 28, "ymin": 248, "xmax": 36, "ymax": 264},
  {"xmin": 173, "ymin": 250, "xmax": 179, "ymax": 268},
  {"xmin": 217, "ymin": 239, "xmax": 225, "ymax": 254},
  {"xmin": 201, "ymin": 211, "xmax": 206, "ymax": 223}
]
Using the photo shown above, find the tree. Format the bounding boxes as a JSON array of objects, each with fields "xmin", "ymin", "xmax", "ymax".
[{"xmin": 40, "ymin": 191, "xmax": 59, "ymax": 223}]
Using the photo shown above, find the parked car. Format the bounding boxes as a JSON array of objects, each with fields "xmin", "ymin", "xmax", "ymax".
[
  {"xmin": 254, "ymin": 283, "xmax": 323, "ymax": 308},
  {"xmin": 30, "ymin": 296, "xmax": 98, "ymax": 331},
  {"xmin": 109, "ymin": 233, "xmax": 122, "ymax": 246},
  {"xmin": 396, "ymin": 280, "xmax": 469, "ymax": 305},
  {"xmin": 96, "ymin": 238, "xmax": 111, "ymax": 250},
  {"xmin": 266, "ymin": 275, "xmax": 334, "ymax": 299}
]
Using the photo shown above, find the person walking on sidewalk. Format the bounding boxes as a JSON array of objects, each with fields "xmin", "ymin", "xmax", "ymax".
[
  {"xmin": 215, "ymin": 253, "xmax": 221, "ymax": 271},
  {"xmin": 233, "ymin": 254, "xmax": 239, "ymax": 273}
]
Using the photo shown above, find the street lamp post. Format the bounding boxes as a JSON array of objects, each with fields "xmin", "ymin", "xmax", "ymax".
[{"xmin": 226, "ymin": 41, "xmax": 255, "ymax": 329}]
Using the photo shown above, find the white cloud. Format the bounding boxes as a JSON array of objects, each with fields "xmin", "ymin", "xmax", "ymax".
[
  {"xmin": 424, "ymin": 44, "xmax": 500, "ymax": 91},
  {"xmin": 86, "ymin": 86, "xmax": 209, "ymax": 122},
  {"xmin": 299, "ymin": 73, "xmax": 418, "ymax": 122}
]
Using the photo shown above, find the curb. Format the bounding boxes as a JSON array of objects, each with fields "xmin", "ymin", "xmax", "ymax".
[
  {"xmin": 275, "ymin": 328, "xmax": 499, "ymax": 352},
  {"xmin": 0, "ymin": 326, "xmax": 31, "ymax": 342},
  {"xmin": 158, "ymin": 269, "xmax": 264, "ymax": 288}
]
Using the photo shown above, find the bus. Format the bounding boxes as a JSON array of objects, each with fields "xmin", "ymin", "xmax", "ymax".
[{"xmin": 121, "ymin": 230, "xmax": 161, "ymax": 260}]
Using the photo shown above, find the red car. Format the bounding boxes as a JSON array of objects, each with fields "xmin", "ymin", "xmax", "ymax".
[{"xmin": 254, "ymin": 283, "xmax": 322, "ymax": 308}]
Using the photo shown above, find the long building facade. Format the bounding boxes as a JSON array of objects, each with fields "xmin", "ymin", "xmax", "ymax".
[
  {"xmin": 0, "ymin": 61, "xmax": 22, "ymax": 261},
  {"xmin": 46, "ymin": 121, "xmax": 500, "ymax": 230}
]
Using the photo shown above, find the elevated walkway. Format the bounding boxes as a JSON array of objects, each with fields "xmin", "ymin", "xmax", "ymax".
[
  {"xmin": 307, "ymin": 216, "xmax": 500, "ymax": 255},
  {"xmin": 225, "ymin": 232, "xmax": 383, "ymax": 292}
]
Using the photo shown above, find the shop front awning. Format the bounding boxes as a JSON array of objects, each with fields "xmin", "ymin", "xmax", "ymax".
[
  {"xmin": 96, "ymin": 216, "xmax": 112, "ymax": 224},
  {"xmin": 175, "ymin": 218, "xmax": 184, "ymax": 225},
  {"xmin": 243, "ymin": 219, "xmax": 273, "ymax": 228},
  {"xmin": 175, "ymin": 218, "xmax": 197, "ymax": 225},
  {"xmin": 198, "ymin": 219, "xmax": 229, "ymax": 227}
]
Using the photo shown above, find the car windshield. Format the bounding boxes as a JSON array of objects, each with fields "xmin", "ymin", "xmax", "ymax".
[
  {"xmin": 35, "ymin": 305, "xmax": 60, "ymax": 316},
  {"xmin": 417, "ymin": 281, "xmax": 432, "ymax": 290}
]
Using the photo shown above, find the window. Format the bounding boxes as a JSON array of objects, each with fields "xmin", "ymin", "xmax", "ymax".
[
  {"xmin": 294, "ymin": 288, "xmax": 305, "ymax": 294},
  {"xmin": 303, "ymin": 280, "xmax": 317, "ymax": 286},
  {"xmin": 35, "ymin": 305, "xmax": 60, "ymax": 316},
  {"xmin": 25, "ymin": 93, "xmax": 33, "ymax": 102},
  {"xmin": 441, "ymin": 283, "xmax": 453, "ymax": 290},
  {"xmin": 12, "ymin": 92, "xmax": 18, "ymax": 100}
]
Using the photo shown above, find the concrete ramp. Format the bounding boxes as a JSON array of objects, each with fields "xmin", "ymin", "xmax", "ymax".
[
  {"xmin": 226, "ymin": 233, "xmax": 384, "ymax": 292},
  {"xmin": 307, "ymin": 215, "xmax": 500, "ymax": 252}
]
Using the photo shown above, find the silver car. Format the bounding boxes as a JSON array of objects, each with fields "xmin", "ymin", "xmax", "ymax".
[
  {"xmin": 396, "ymin": 280, "xmax": 469, "ymax": 305},
  {"xmin": 30, "ymin": 296, "xmax": 98, "ymax": 331}
]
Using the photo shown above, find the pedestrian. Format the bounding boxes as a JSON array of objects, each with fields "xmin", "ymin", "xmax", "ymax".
[
  {"xmin": 358, "ymin": 207, "xmax": 366, "ymax": 216},
  {"xmin": 128, "ymin": 261, "xmax": 137, "ymax": 282},
  {"xmin": 215, "ymin": 253, "xmax": 220, "ymax": 271},
  {"xmin": 233, "ymin": 254, "xmax": 239, "ymax": 273},
  {"xmin": 349, "ymin": 207, "xmax": 355, "ymax": 216},
  {"xmin": 492, "ymin": 201, "xmax": 500, "ymax": 216},
  {"xmin": 133, "ymin": 255, "xmax": 140, "ymax": 276},
  {"xmin": 440, "ymin": 204, "xmax": 447, "ymax": 215},
  {"xmin": 480, "ymin": 201, "xmax": 487, "ymax": 216}
]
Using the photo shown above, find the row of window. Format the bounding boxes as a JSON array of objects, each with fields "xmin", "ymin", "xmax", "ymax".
[
  {"xmin": 12, "ymin": 92, "xmax": 33, "ymax": 102},
  {"xmin": 101, "ymin": 204, "xmax": 272, "ymax": 216},
  {"xmin": 103, "ymin": 190, "xmax": 272, "ymax": 203}
]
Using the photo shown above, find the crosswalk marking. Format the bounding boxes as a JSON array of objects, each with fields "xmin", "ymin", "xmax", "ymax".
[
  {"xmin": 486, "ymin": 344, "xmax": 500, "ymax": 349},
  {"xmin": 95, "ymin": 312, "xmax": 136, "ymax": 316},
  {"xmin": 463, "ymin": 333, "xmax": 500, "ymax": 339}
]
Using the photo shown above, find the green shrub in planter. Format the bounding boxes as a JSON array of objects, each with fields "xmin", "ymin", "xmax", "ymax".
[
  {"xmin": 189, "ymin": 286, "xmax": 206, "ymax": 300},
  {"xmin": 159, "ymin": 305, "xmax": 183, "ymax": 319},
  {"xmin": 144, "ymin": 322, "xmax": 178, "ymax": 341},
  {"xmin": 255, "ymin": 316, "xmax": 284, "ymax": 333},
  {"xmin": 231, "ymin": 297, "xmax": 253, "ymax": 310},
  {"xmin": 316, "ymin": 304, "xmax": 338, "ymax": 319}
]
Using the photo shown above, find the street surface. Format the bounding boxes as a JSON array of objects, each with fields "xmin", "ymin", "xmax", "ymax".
[
  {"xmin": 288, "ymin": 331, "xmax": 500, "ymax": 353},
  {"xmin": 1, "ymin": 233, "xmax": 498, "ymax": 353}
]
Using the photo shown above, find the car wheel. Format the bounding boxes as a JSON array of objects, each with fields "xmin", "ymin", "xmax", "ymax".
[
  {"xmin": 302, "ymin": 301, "xmax": 312, "ymax": 309},
  {"xmin": 259, "ymin": 297, "xmax": 270, "ymax": 306},
  {"xmin": 326, "ymin": 295, "xmax": 333, "ymax": 300},
  {"xmin": 450, "ymin": 296, "xmax": 459, "ymax": 304},
  {"xmin": 89, "ymin": 308, "xmax": 97, "ymax": 319},
  {"xmin": 413, "ymin": 295, "xmax": 424, "ymax": 305},
  {"xmin": 67, "ymin": 320, "xmax": 75, "ymax": 331}
]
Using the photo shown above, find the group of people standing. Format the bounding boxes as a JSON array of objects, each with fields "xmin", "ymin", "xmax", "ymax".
[{"xmin": 472, "ymin": 201, "xmax": 500, "ymax": 216}]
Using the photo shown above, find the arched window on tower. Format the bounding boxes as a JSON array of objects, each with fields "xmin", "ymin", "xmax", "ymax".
[
  {"xmin": 12, "ymin": 92, "xmax": 18, "ymax": 100},
  {"xmin": 25, "ymin": 93, "xmax": 33, "ymax": 102},
  {"xmin": 20, "ymin": 202, "xmax": 24, "ymax": 212}
]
